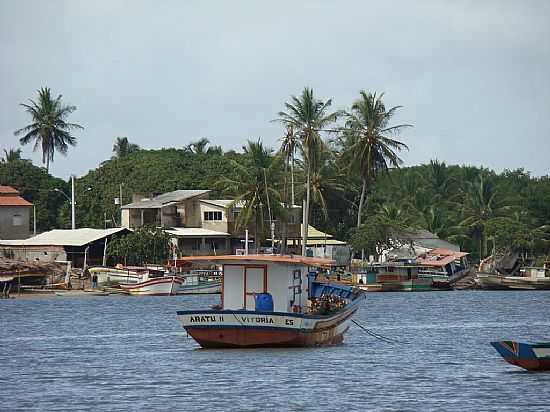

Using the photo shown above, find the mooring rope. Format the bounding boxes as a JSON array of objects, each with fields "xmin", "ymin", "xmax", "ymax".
[{"xmin": 351, "ymin": 319, "xmax": 410, "ymax": 344}]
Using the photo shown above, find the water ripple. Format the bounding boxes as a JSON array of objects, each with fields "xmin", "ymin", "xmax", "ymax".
[{"xmin": 1, "ymin": 291, "xmax": 549, "ymax": 411}]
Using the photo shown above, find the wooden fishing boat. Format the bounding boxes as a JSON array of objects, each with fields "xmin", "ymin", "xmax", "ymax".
[
  {"xmin": 88, "ymin": 266, "xmax": 141, "ymax": 285},
  {"xmin": 176, "ymin": 255, "xmax": 365, "ymax": 348},
  {"xmin": 476, "ymin": 265, "xmax": 550, "ymax": 290},
  {"xmin": 120, "ymin": 275, "xmax": 182, "ymax": 296},
  {"xmin": 177, "ymin": 270, "xmax": 222, "ymax": 294},
  {"xmin": 491, "ymin": 341, "xmax": 550, "ymax": 371}
]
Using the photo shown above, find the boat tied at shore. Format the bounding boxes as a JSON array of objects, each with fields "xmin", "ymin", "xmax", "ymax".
[{"xmin": 176, "ymin": 254, "xmax": 365, "ymax": 348}]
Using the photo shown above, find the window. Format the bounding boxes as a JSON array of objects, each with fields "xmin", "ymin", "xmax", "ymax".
[
  {"xmin": 12, "ymin": 214, "xmax": 23, "ymax": 226},
  {"xmin": 204, "ymin": 211, "xmax": 222, "ymax": 221}
]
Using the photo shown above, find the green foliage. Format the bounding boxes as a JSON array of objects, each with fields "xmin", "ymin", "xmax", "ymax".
[
  {"xmin": 106, "ymin": 226, "xmax": 171, "ymax": 265},
  {"xmin": 218, "ymin": 139, "xmax": 284, "ymax": 250},
  {"xmin": 112, "ymin": 137, "xmax": 140, "ymax": 159},
  {"xmin": 0, "ymin": 156, "xmax": 68, "ymax": 231}
]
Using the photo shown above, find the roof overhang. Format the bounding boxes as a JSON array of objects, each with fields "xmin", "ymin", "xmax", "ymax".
[{"xmin": 178, "ymin": 254, "xmax": 335, "ymax": 267}]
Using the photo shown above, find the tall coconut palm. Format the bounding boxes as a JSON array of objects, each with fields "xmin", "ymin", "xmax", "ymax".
[
  {"xmin": 112, "ymin": 137, "xmax": 140, "ymax": 159},
  {"xmin": 14, "ymin": 87, "xmax": 83, "ymax": 173},
  {"xmin": 343, "ymin": 91, "xmax": 411, "ymax": 228},
  {"xmin": 219, "ymin": 139, "xmax": 283, "ymax": 253},
  {"xmin": 276, "ymin": 87, "xmax": 340, "ymax": 255},
  {"xmin": 459, "ymin": 173, "xmax": 501, "ymax": 258}
]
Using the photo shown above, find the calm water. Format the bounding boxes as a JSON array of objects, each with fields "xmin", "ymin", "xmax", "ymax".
[{"xmin": 1, "ymin": 291, "xmax": 549, "ymax": 411}]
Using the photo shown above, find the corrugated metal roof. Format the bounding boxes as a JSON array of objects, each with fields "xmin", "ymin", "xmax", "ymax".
[
  {"xmin": 122, "ymin": 190, "xmax": 210, "ymax": 209},
  {"xmin": 165, "ymin": 227, "xmax": 229, "ymax": 237},
  {"xmin": 200, "ymin": 199, "xmax": 243, "ymax": 208},
  {"xmin": 0, "ymin": 228, "xmax": 128, "ymax": 247},
  {"xmin": 416, "ymin": 248, "xmax": 469, "ymax": 267}
]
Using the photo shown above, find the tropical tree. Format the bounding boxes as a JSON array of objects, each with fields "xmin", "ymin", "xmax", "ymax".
[
  {"xmin": 219, "ymin": 139, "xmax": 283, "ymax": 252},
  {"xmin": 276, "ymin": 87, "xmax": 340, "ymax": 254},
  {"xmin": 2, "ymin": 148, "xmax": 22, "ymax": 163},
  {"xmin": 14, "ymin": 87, "xmax": 83, "ymax": 173},
  {"xmin": 342, "ymin": 91, "xmax": 411, "ymax": 229},
  {"xmin": 184, "ymin": 137, "xmax": 222, "ymax": 155},
  {"xmin": 112, "ymin": 137, "xmax": 140, "ymax": 159},
  {"xmin": 295, "ymin": 149, "xmax": 345, "ymax": 224},
  {"xmin": 458, "ymin": 173, "xmax": 502, "ymax": 258},
  {"xmin": 278, "ymin": 124, "xmax": 298, "ymax": 207}
]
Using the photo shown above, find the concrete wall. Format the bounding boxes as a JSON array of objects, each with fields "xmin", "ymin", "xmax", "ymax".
[
  {"xmin": 199, "ymin": 203, "xmax": 228, "ymax": 232},
  {"xmin": 0, "ymin": 245, "xmax": 66, "ymax": 262},
  {"xmin": 0, "ymin": 206, "xmax": 31, "ymax": 239}
]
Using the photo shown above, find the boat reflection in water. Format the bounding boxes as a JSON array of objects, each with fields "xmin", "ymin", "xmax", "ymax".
[{"xmin": 176, "ymin": 255, "xmax": 365, "ymax": 348}]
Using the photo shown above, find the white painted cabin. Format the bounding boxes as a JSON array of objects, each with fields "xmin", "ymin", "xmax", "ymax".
[{"xmin": 184, "ymin": 255, "xmax": 333, "ymax": 313}]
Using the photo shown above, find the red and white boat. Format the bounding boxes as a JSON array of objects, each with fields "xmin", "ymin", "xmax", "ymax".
[
  {"xmin": 176, "ymin": 255, "xmax": 365, "ymax": 348},
  {"xmin": 120, "ymin": 275, "xmax": 182, "ymax": 296}
]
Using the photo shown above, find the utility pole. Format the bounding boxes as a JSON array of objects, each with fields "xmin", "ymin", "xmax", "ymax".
[
  {"xmin": 71, "ymin": 175, "xmax": 75, "ymax": 230},
  {"xmin": 33, "ymin": 204, "xmax": 36, "ymax": 236}
]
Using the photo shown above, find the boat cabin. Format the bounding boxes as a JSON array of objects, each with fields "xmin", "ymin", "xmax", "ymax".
[
  {"xmin": 180, "ymin": 255, "xmax": 334, "ymax": 313},
  {"xmin": 520, "ymin": 266, "xmax": 550, "ymax": 279}
]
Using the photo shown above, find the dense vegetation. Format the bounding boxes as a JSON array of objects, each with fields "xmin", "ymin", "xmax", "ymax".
[
  {"xmin": 2, "ymin": 144, "xmax": 549, "ymax": 262},
  {"xmin": 2, "ymin": 87, "xmax": 549, "ymax": 263}
]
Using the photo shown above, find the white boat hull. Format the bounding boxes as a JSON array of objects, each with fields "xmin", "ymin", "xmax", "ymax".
[
  {"xmin": 88, "ymin": 267, "xmax": 140, "ymax": 285},
  {"xmin": 120, "ymin": 276, "xmax": 183, "ymax": 296}
]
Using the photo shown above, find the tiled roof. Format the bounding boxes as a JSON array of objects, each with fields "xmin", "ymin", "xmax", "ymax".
[
  {"xmin": 0, "ymin": 185, "xmax": 32, "ymax": 206},
  {"xmin": 0, "ymin": 197, "xmax": 32, "ymax": 206},
  {"xmin": 0, "ymin": 185, "xmax": 20, "ymax": 194}
]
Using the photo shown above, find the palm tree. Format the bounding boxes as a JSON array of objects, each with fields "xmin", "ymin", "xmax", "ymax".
[
  {"xmin": 14, "ymin": 87, "xmax": 83, "ymax": 173},
  {"xmin": 343, "ymin": 91, "xmax": 411, "ymax": 229},
  {"xmin": 2, "ymin": 148, "xmax": 22, "ymax": 163},
  {"xmin": 112, "ymin": 137, "xmax": 140, "ymax": 159},
  {"xmin": 459, "ymin": 174, "xmax": 500, "ymax": 258},
  {"xmin": 279, "ymin": 124, "xmax": 298, "ymax": 207},
  {"xmin": 185, "ymin": 137, "xmax": 211, "ymax": 155},
  {"xmin": 295, "ymin": 149, "xmax": 345, "ymax": 223},
  {"xmin": 219, "ymin": 139, "xmax": 283, "ymax": 253},
  {"xmin": 275, "ymin": 87, "xmax": 340, "ymax": 255}
]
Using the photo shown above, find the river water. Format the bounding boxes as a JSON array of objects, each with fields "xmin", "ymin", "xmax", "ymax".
[{"xmin": 1, "ymin": 291, "xmax": 549, "ymax": 411}]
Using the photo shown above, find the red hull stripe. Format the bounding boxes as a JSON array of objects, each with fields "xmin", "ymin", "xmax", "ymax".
[
  {"xmin": 120, "ymin": 277, "xmax": 183, "ymax": 290},
  {"xmin": 187, "ymin": 326, "xmax": 348, "ymax": 348},
  {"xmin": 503, "ymin": 357, "xmax": 550, "ymax": 371}
]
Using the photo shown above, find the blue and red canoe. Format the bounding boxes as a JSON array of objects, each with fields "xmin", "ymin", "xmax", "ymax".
[{"xmin": 491, "ymin": 341, "xmax": 550, "ymax": 371}]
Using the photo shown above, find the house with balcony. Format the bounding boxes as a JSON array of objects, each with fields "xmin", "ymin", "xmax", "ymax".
[{"xmin": 121, "ymin": 189, "xmax": 302, "ymax": 256}]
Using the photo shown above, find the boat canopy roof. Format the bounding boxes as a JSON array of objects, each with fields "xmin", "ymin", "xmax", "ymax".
[{"xmin": 178, "ymin": 254, "xmax": 334, "ymax": 267}]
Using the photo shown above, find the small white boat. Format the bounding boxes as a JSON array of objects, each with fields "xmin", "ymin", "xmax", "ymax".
[
  {"xmin": 119, "ymin": 275, "xmax": 183, "ymax": 296},
  {"xmin": 177, "ymin": 270, "xmax": 222, "ymax": 294},
  {"xmin": 88, "ymin": 266, "xmax": 140, "ymax": 285}
]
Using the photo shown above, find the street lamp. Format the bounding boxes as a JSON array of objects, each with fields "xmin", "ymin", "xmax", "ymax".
[{"xmin": 53, "ymin": 175, "xmax": 91, "ymax": 230}]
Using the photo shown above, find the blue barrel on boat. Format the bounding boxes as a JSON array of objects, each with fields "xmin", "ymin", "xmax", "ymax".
[{"xmin": 255, "ymin": 293, "xmax": 274, "ymax": 312}]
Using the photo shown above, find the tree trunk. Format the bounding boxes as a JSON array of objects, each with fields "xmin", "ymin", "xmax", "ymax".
[
  {"xmin": 291, "ymin": 152, "xmax": 295, "ymax": 207},
  {"xmin": 281, "ymin": 161, "xmax": 289, "ymax": 255},
  {"xmin": 357, "ymin": 178, "xmax": 367, "ymax": 228},
  {"xmin": 45, "ymin": 155, "xmax": 50, "ymax": 174},
  {"xmin": 302, "ymin": 171, "xmax": 310, "ymax": 256}
]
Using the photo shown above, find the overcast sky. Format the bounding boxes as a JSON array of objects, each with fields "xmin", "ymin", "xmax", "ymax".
[{"xmin": 1, "ymin": 0, "xmax": 549, "ymax": 180}]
